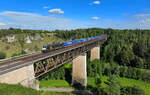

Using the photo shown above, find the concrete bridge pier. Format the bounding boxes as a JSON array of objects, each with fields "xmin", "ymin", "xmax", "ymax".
[
  {"xmin": 72, "ymin": 53, "xmax": 87, "ymax": 87},
  {"xmin": 90, "ymin": 46, "xmax": 100, "ymax": 61},
  {"xmin": 0, "ymin": 64, "xmax": 39, "ymax": 89}
]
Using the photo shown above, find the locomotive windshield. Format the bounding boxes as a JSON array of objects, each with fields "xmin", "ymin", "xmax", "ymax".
[{"xmin": 43, "ymin": 46, "xmax": 47, "ymax": 48}]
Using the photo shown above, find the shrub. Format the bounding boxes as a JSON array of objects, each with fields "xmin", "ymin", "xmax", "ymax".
[
  {"xmin": 5, "ymin": 45, "xmax": 10, "ymax": 50},
  {"xmin": 21, "ymin": 50, "xmax": 26, "ymax": 54},
  {"xmin": 0, "ymin": 51, "xmax": 6, "ymax": 59},
  {"xmin": 34, "ymin": 45, "xmax": 39, "ymax": 51},
  {"xmin": 11, "ymin": 53, "xmax": 18, "ymax": 57},
  {"xmin": 120, "ymin": 86, "xmax": 144, "ymax": 95}
]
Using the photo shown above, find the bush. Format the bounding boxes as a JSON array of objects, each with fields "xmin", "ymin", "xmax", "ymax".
[
  {"xmin": 34, "ymin": 45, "xmax": 39, "ymax": 51},
  {"xmin": 11, "ymin": 53, "xmax": 19, "ymax": 57},
  {"xmin": 5, "ymin": 45, "xmax": 10, "ymax": 50},
  {"xmin": 120, "ymin": 86, "xmax": 144, "ymax": 95},
  {"xmin": 0, "ymin": 51, "xmax": 6, "ymax": 59},
  {"xmin": 21, "ymin": 50, "xmax": 26, "ymax": 54},
  {"xmin": 105, "ymin": 75, "xmax": 121, "ymax": 95}
]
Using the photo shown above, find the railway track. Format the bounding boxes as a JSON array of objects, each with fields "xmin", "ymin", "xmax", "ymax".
[{"xmin": 0, "ymin": 36, "xmax": 107, "ymax": 75}]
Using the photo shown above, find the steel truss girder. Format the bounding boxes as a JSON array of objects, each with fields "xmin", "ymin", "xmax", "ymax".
[{"xmin": 34, "ymin": 38, "xmax": 106, "ymax": 77}]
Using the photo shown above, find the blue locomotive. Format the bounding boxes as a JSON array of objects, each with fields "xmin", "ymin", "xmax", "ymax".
[{"xmin": 42, "ymin": 35, "xmax": 105, "ymax": 53}]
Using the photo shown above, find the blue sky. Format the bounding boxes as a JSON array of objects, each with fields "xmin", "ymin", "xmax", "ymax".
[{"xmin": 0, "ymin": 0, "xmax": 150, "ymax": 30}]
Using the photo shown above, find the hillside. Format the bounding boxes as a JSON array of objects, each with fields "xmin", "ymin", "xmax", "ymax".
[{"xmin": 0, "ymin": 29, "xmax": 64, "ymax": 58}]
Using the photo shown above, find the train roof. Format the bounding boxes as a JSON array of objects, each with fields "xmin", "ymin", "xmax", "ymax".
[{"xmin": 63, "ymin": 35, "xmax": 106, "ymax": 46}]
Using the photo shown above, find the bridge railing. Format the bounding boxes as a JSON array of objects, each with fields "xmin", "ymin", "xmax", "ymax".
[{"xmin": 0, "ymin": 51, "xmax": 41, "ymax": 63}]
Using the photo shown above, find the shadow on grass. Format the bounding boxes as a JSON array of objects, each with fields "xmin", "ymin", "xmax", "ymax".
[{"xmin": 65, "ymin": 68, "xmax": 72, "ymax": 84}]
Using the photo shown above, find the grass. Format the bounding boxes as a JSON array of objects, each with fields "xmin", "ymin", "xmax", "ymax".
[
  {"xmin": 40, "ymin": 80, "xmax": 72, "ymax": 88},
  {"xmin": 120, "ymin": 77, "xmax": 150, "ymax": 95},
  {"xmin": 87, "ymin": 76, "xmax": 150, "ymax": 95},
  {"xmin": 40, "ymin": 92, "xmax": 75, "ymax": 95},
  {"xmin": 88, "ymin": 77, "xmax": 107, "ymax": 88},
  {"xmin": 0, "ymin": 83, "xmax": 40, "ymax": 95},
  {"xmin": 1, "ymin": 77, "xmax": 149, "ymax": 95},
  {"xmin": 0, "ymin": 83, "xmax": 75, "ymax": 95}
]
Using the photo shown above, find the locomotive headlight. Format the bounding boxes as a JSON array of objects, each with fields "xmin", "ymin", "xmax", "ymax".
[{"xmin": 42, "ymin": 48, "xmax": 46, "ymax": 50}]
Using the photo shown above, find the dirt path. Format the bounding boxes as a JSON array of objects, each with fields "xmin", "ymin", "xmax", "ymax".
[
  {"xmin": 40, "ymin": 88, "xmax": 74, "ymax": 92},
  {"xmin": 40, "ymin": 88, "xmax": 93, "ymax": 95}
]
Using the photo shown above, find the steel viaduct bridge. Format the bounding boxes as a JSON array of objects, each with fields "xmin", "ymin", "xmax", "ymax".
[{"xmin": 0, "ymin": 35, "xmax": 107, "ymax": 89}]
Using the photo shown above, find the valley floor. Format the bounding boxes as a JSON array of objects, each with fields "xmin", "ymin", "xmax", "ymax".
[
  {"xmin": 0, "ymin": 83, "xmax": 75, "ymax": 95},
  {"xmin": 40, "ymin": 77, "xmax": 150, "ymax": 95}
]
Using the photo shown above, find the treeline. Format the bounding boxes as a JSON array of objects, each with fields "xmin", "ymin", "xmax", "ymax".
[
  {"xmin": 55, "ymin": 28, "xmax": 105, "ymax": 40},
  {"xmin": 0, "ymin": 28, "xmax": 52, "ymax": 38},
  {"xmin": 88, "ymin": 59, "xmax": 150, "ymax": 83}
]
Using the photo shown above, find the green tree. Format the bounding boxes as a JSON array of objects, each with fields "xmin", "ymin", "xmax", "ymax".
[
  {"xmin": 95, "ymin": 75, "xmax": 106, "ymax": 95},
  {"xmin": 105, "ymin": 75, "xmax": 121, "ymax": 95},
  {"xmin": 95, "ymin": 75, "xmax": 102, "ymax": 88}
]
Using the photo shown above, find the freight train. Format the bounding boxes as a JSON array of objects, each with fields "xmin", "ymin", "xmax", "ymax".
[{"xmin": 41, "ymin": 35, "xmax": 106, "ymax": 53}]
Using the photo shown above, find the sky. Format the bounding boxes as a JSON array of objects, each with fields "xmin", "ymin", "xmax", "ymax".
[{"xmin": 0, "ymin": 0, "xmax": 150, "ymax": 30}]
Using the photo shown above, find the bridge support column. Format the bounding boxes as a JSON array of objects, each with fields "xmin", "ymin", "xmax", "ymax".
[
  {"xmin": 90, "ymin": 46, "xmax": 100, "ymax": 61},
  {"xmin": 72, "ymin": 53, "xmax": 87, "ymax": 87},
  {"xmin": 0, "ymin": 64, "xmax": 38, "ymax": 89}
]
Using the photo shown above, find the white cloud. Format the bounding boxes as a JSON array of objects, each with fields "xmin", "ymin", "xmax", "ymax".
[
  {"xmin": 92, "ymin": 17, "xmax": 100, "ymax": 20},
  {"xmin": 0, "ymin": 11, "xmax": 74, "ymax": 30},
  {"xmin": 0, "ymin": 11, "xmax": 150, "ymax": 30},
  {"xmin": 48, "ymin": 9, "xmax": 64, "ymax": 14},
  {"xmin": 0, "ymin": 11, "xmax": 90, "ymax": 30},
  {"xmin": 139, "ymin": 19, "xmax": 150, "ymax": 29},
  {"xmin": 141, "ymin": 19, "xmax": 150, "ymax": 24},
  {"xmin": 133, "ymin": 13, "xmax": 150, "ymax": 28},
  {"xmin": 135, "ymin": 14, "xmax": 150, "ymax": 17},
  {"xmin": 43, "ymin": 6, "xmax": 50, "ymax": 9},
  {"xmin": 93, "ymin": 1, "xmax": 101, "ymax": 5},
  {"xmin": 0, "ymin": 22, "xmax": 6, "ymax": 26}
]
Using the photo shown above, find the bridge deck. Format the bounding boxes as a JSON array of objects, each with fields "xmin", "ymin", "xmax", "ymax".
[{"xmin": 0, "ymin": 36, "xmax": 107, "ymax": 75}]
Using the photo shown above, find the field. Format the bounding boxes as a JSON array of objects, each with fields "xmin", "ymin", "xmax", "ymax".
[
  {"xmin": 40, "ymin": 80, "xmax": 72, "ymax": 88},
  {"xmin": 40, "ymin": 76, "xmax": 150, "ymax": 95},
  {"xmin": 88, "ymin": 76, "xmax": 150, "ymax": 95},
  {"xmin": 39, "ymin": 76, "xmax": 150, "ymax": 95}
]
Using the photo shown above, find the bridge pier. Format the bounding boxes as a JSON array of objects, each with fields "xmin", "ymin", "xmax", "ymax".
[
  {"xmin": 90, "ymin": 46, "xmax": 100, "ymax": 61},
  {"xmin": 0, "ymin": 64, "xmax": 38, "ymax": 89},
  {"xmin": 72, "ymin": 53, "xmax": 87, "ymax": 87}
]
